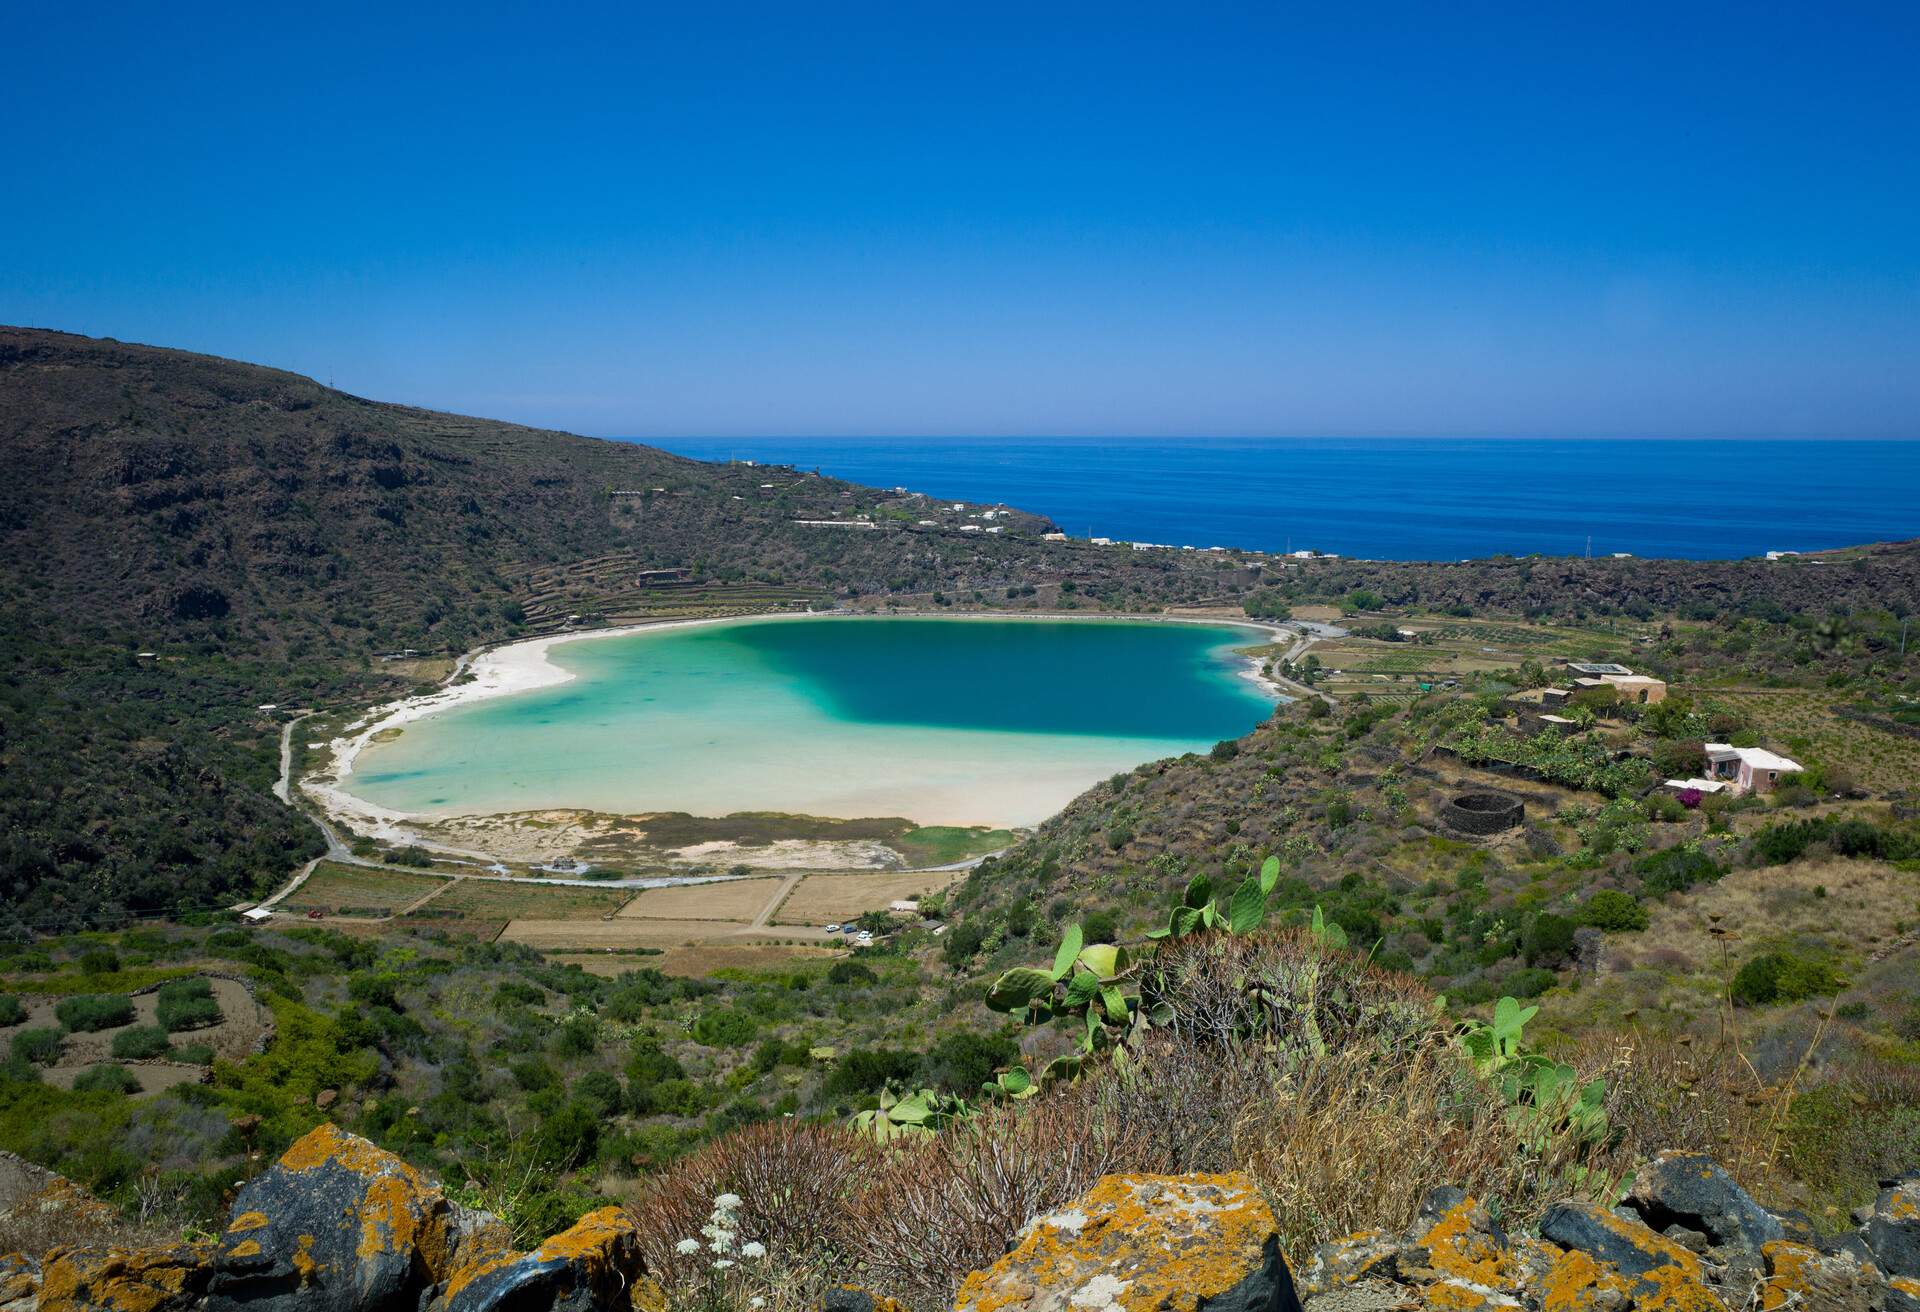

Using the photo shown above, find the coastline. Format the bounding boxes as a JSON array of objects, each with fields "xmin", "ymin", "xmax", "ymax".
[{"xmin": 302, "ymin": 609, "xmax": 1290, "ymax": 845}]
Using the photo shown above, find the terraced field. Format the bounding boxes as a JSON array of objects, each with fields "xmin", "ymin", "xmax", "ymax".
[{"xmin": 281, "ymin": 863, "xmax": 452, "ymax": 915}]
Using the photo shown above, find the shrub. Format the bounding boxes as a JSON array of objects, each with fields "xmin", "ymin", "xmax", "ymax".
[
  {"xmin": 1581, "ymin": 891, "xmax": 1650, "ymax": 932},
  {"xmin": 827, "ymin": 961, "xmax": 878, "ymax": 987},
  {"xmin": 110, "ymin": 1025, "xmax": 171, "ymax": 1060},
  {"xmin": 529, "ymin": 1100, "xmax": 599, "ymax": 1167},
  {"xmin": 0, "ymin": 995, "xmax": 23, "ymax": 1026},
  {"xmin": 10, "ymin": 1027, "xmax": 63, "ymax": 1066},
  {"xmin": 691, "ymin": 1009, "xmax": 757, "ymax": 1049},
  {"xmin": 510, "ymin": 1058, "xmax": 557, "ymax": 1091},
  {"xmin": 494, "ymin": 980, "xmax": 546, "ymax": 1008},
  {"xmin": 78, "ymin": 949, "xmax": 121, "ymax": 976},
  {"xmin": 171, "ymin": 1043, "xmax": 215, "ymax": 1065},
  {"xmin": 155, "ymin": 979, "xmax": 221, "ymax": 1032},
  {"xmin": 1081, "ymin": 910, "xmax": 1119, "ymax": 945},
  {"xmin": 1523, "ymin": 914, "xmax": 1577, "ymax": 967},
  {"xmin": 824, "ymin": 1048, "xmax": 918, "ymax": 1098},
  {"xmin": 551, "ymin": 1015, "xmax": 598, "ymax": 1057},
  {"xmin": 918, "ymin": 1031, "xmax": 1020, "ymax": 1096},
  {"xmin": 1731, "ymin": 951, "xmax": 1844, "ymax": 1007},
  {"xmin": 1634, "ymin": 846, "xmax": 1723, "ymax": 897},
  {"xmin": 71, "ymin": 1065, "xmax": 143, "ymax": 1095},
  {"xmin": 1504, "ymin": 967, "xmax": 1558, "ymax": 998},
  {"xmin": 55, "ymin": 995, "xmax": 134, "ymax": 1033}
]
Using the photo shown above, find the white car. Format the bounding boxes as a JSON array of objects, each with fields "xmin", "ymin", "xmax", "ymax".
[{"xmin": 825, "ymin": 923, "xmax": 841, "ymax": 933}]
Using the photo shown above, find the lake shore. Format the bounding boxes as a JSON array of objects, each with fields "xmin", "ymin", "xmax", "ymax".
[{"xmin": 301, "ymin": 609, "xmax": 1289, "ymax": 853}]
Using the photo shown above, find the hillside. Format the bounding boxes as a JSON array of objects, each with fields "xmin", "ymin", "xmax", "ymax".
[{"xmin": 5, "ymin": 326, "xmax": 1919, "ymax": 932}]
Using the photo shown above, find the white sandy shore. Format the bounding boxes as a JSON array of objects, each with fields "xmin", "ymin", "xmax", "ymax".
[{"xmin": 303, "ymin": 610, "xmax": 1291, "ymax": 843}]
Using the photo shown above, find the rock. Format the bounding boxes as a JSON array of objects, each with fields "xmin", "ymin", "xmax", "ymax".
[
  {"xmin": 442, "ymin": 1207, "xmax": 662, "ymax": 1312},
  {"xmin": 952, "ymin": 1171, "xmax": 1302, "ymax": 1312},
  {"xmin": 1889, "ymin": 1275, "xmax": 1920, "ymax": 1312},
  {"xmin": 1295, "ymin": 1231, "xmax": 1397, "ymax": 1300},
  {"xmin": 0, "ymin": 1253, "xmax": 40, "ymax": 1312},
  {"xmin": 37, "ymin": 1242, "xmax": 213, "ymax": 1312},
  {"xmin": 1862, "ymin": 1175, "xmax": 1920, "ymax": 1279},
  {"xmin": 1753, "ymin": 1240, "xmax": 1884, "ymax": 1312},
  {"xmin": 1537, "ymin": 1200, "xmax": 1727, "ymax": 1310},
  {"xmin": 315, "ymin": 1089, "xmax": 337, "ymax": 1110},
  {"xmin": 1395, "ymin": 1192, "xmax": 1519, "ymax": 1305},
  {"xmin": 1625, "ymin": 1152, "xmax": 1784, "ymax": 1256},
  {"xmin": 205, "ymin": 1122, "xmax": 497, "ymax": 1312},
  {"xmin": 820, "ymin": 1289, "xmax": 908, "ymax": 1312},
  {"xmin": 1767, "ymin": 1209, "xmax": 1819, "ymax": 1247}
]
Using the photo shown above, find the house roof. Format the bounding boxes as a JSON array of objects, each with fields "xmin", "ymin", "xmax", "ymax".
[
  {"xmin": 1704, "ymin": 743, "xmax": 1804, "ymax": 772},
  {"xmin": 1568, "ymin": 662, "xmax": 1632, "ymax": 676},
  {"xmin": 1664, "ymin": 777, "xmax": 1729, "ymax": 793}
]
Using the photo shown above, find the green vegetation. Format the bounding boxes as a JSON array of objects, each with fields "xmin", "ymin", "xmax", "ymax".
[
  {"xmin": 155, "ymin": 979, "xmax": 221, "ymax": 1032},
  {"xmin": 54, "ymin": 995, "xmax": 133, "ymax": 1032},
  {"xmin": 109, "ymin": 1025, "xmax": 173, "ymax": 1060}
]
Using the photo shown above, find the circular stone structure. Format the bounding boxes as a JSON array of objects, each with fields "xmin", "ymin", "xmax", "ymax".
[{"xmin": 1443, "ymin": 791, "xmax": 1523, "ymax": 835}]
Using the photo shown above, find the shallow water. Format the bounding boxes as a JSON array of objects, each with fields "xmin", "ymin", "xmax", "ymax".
[{"xmin": 347, "ymin": 616, "xmax": 1276, "ymax": 827}]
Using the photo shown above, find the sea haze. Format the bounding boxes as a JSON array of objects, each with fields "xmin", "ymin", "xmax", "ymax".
[
  {"xmin": 347, "ymin": 616, "xmax": 1276, "ymax": 828},
  {"xmin": 643, "ymin": 437, "xmax": 1920, "ymax": 561}
]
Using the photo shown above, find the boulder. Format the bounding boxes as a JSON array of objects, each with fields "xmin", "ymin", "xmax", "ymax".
[
  {"xmin": 204, "ymin": 1123, "xmax": 498, "ymax": 1312},
  {"xmin": 820, "ymin": 1291, "xmax": 908, "ymax": 1312},
  {"xmin": 1753, "ymin": 1240, "xmax": 1884, "ymax": 1312},
  {"xmin": 1863, "ymin": 1175, "xmax": 1920, "ymax": 1279},
  {"xmin": 37, "ymin": 1242, "xmax": 213, "ymax": 1312},
  {"xmin": 1295, "ymin": 1231, "xmax": 1397, "ymax": 1300},
  {"xmin": 1537, "ymin": 1201, "xmax": 1727, "ymax": 1310},
  {"xmin": 1890, "ymin": 1275, "xmax": 1920, "ymax": 1312},
  {"xmin": 1624, "ymin": 1151, "xmax": 1783, "ymax": 1255},
  {"xmin": 1394, "ymin": 1191, "xmax": 1525, "ymax": 1309},
  {"xmin": 0, "ymin": 1254, "xmax": 40, "ymax": 1312},
  {"xmin": 441, "ymin": 1207, "xmax": 663, "ymax": 1312},
  {"xmin": 952, "ymin": 1172, "xmax": 1302, "ymax": 1312}
]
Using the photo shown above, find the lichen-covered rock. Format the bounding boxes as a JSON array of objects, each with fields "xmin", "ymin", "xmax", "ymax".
[
  {"xmin": 1536, "ymin": 1202, "xmax": 1726, "ymax": 1310},
  {"xmin": 821, "ymin": 1289, "xmax": 909, "ymax": 1312},
  {"xmin": 204, "ymin": 1123, "xmax": 496, "ymax": 1312},
  {"xmin": 441, "ymin": 1207, "xmax": 662, "ymax": 1312},
  {"xmin": 1295, "ymin": 1231, "xmax": 1397, "ymax": 1300},
  {"xmin": 953, "ymin": 1172, "xmax": 1302, "ymax": 1312},
  {"xmin": 1397, "ymin": 1192, "xmax": 1514, "ymax": 1287},
  {"xmin": 1624, "ymin": 1152, "xmax": 1783, "ymax": 1256},
  {"xmin": 38, "ymin": 1242, "xmax": 213, "ymax": 1312},
  {"xmin": 1888, "ymin": 1274, "xmax": 1920, "ymax": 1312},
  {"xmin": 0, "ymin": 1253, "xmax": 40, "ymax": 1312},
  {"xmin": 1863, "ymin": 1175, "xmax": 1920, "ymax": 1279},
  {"xmin": 1753, "ymin": 1240, "xmax": 1883, "ymax": 1312}
]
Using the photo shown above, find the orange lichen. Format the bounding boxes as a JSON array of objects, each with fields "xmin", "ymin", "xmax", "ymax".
[
  {"xmin": 290, "ymin": 1234, "xmax": 323, "ymax": 1284},
  {"xmin": 225, "ymin": 1240, "xmax": 262, "ymax": 1260},
  {"xmin": 37, "ymin": 1244, "xmax": 210, "ymax": 1312},
  {"xmin": 225, "ymin": 1211, "xmax": 269, "ymax": 1234},
  {"xmin": 955, "ymin": 1172, "xmax": 1282, "ymax": 1312},
  {"xmin": 1535, "ymin": 1248, "xmax": 1630, "ymax": 1312},
  {"xmin": 1410, "ymin": 1199, "xmax": 1514, "ymax": 1288}
]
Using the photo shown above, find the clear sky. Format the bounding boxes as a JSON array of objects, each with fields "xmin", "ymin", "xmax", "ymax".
[{"xmin": 3, "ymin": 3, "xmax": 1916, "ymax": 438}]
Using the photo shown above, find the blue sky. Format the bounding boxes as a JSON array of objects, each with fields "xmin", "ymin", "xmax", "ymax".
[{"xmin": 3, "ymin": 3, "xmax": 1916, "ymax": 438}]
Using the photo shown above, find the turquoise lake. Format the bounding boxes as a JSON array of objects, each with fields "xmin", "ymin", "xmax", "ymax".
[{"xmin": 346, "ymin": 616, "xmax": 1277, "ymax": 827}]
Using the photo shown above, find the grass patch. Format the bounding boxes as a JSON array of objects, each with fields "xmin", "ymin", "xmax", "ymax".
[{"xmin": 895, "ymin": 826, "xmax": 1015, "ymax": 867}]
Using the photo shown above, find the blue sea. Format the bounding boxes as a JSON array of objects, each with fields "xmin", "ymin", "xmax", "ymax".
[{"xmin": 643, "ymin": 437, "xmax": 1920, "ymax": 561}]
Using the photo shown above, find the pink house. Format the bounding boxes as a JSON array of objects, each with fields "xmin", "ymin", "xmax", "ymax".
[{"xmin": 1703, "ymin": 743, "xmax": 1804, "ymax": 796}]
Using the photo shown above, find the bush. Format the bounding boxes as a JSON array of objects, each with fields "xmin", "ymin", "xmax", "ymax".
[
  {"xmin": 1081, "ymin": 910, "xmax": 1119, "ymax": 945},
  {"xmin": 1581, "ymin": 891, "xmax": 1650, "ymax": 933},
  {"xmin": 1731, "ymin": 951, "xmax": 1844, "ymax": 1007},
  {"xmin": 71, "ymin": 1065, "xmax": 143, "ymax": 1095},
  {"xmin": 55, "ymin": 995, "xmax": 134, "ymax": 1033},
  {"xmin": 10, "ymin": 1027, "xmax": 63, "ymax": 1065},
  {"xmin": 1523, "ymin": 914, "xmax": 1577, "ymax": 967},
  {"xmin": 1634, "ymin": 846, "xmax": 1723, "ymax": 897},
  {"xmin": 78, "ymin": 949, "xmax": 121, "ymax": 976},
  {"xmin": 0, "ymin": 995, "xmax": 23, "ymax": 1026},
  {"xmin": 155, "ymin": 979, "xmax": 221, "ymax": 1032},
  {"xmin": 551, "ymin": 1014, "xmax": 597, "ymax": 1057},
  {"xmin": 1504, "ymin": 967, "xmax": 1558, "ymax": 998},
  {"xmin": 110, "ymin": 1025, "xmax": 172, "ymax": 1060},
  {"xmin": 691, "ymin": 1009, "xmax": 757, "ymax": 1049},
  {"xmin": 827, "ymin": 961, "xmax": 878, "ymax": 987},
  {"xmin": 918, "ymin": 1031, "xmax": 1020, "ymax": 1095},
  {"xmin": 824, "ymin": 1047, "xmax": 918, "ymax": 1098}
]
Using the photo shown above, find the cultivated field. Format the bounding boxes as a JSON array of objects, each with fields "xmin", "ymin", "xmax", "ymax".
[
  {"xmin": 282, "ymin": 863, "xmax": 451, "ymax": 915},
  {"xmin": 617, "ymin": 878, "xmax": 784, "ymax": 921},
  {"xmin": 0, "ymin": 974, "xmax": 268, "ymax": 1096},
  {"xmin": 1698, "ymin": 688, "xmax": 1920, "ymax": 795},
  {"xmin": 406, "ymin": 879, "xmax": 635, "ymax": 925},
  {"xmin": 774, "ymin": 871, "xmax": 956, "ymax": 925}
]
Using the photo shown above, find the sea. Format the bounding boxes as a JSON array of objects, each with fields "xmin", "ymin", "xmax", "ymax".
[
  {"xmin": 645, "ymin": 437, "xmax": 1920, "ymax": 561},
  {"xmin": 348, "ymin": 616, "xmax": 1274, "ymax": 828}
]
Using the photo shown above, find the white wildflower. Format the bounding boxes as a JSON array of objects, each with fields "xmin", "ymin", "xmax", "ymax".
[
  {"xmin": 750, "ymin": 1300, "xmax": 765, "ymax": 1309},
  {"xmin": 674, "ymin": 1238, "xmax": 701, "ymax": 1256},
  {"xmin": 711, "ymin": 1259, "xmax": 735, "ymax": 1271},
  {"xmin": 740, "ymin": 1241, "xmax": 766, "ymax": 1260},
  {"xmin": 713, "ymin": 1192, "xmax": 742, "ymax": 1210}
]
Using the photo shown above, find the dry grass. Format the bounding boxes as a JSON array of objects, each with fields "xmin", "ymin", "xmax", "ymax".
[
  {"xmin": 618, "ymin": 879, "xmax": 783, "ymax": 921},
  {"xmin": 498, "ymin": 918, "xmax": 747, "ymax": 949},
  {"xmin": 1708, "ymin": 688, "xmax": 1920, "ymax": 795},
  {"xmin": 774, "ymin": 872, "xmax": 957, "ymax": 925}
]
